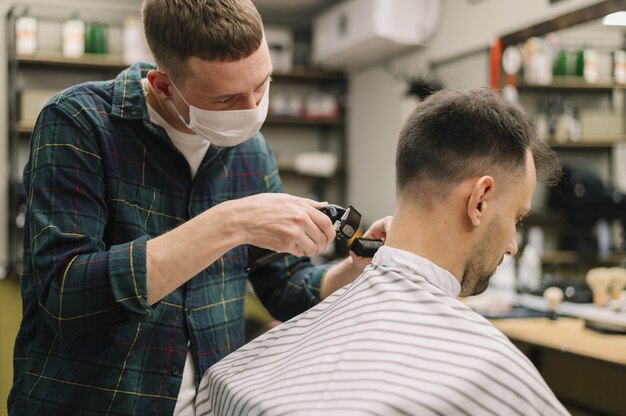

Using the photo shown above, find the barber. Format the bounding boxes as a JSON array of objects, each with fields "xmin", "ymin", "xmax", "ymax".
[{"xmin": 8, "ymin": 1, "xmax": 390, "ymax": 415}]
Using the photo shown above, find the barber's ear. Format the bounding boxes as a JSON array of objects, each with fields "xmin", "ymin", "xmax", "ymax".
[
  {"xmin": 147, "ymin": 69, "xmax": 175, "ymax": 100},
  {"xmin": 467, "ymin": 176, "xmax": 495, "ymax": 226}
]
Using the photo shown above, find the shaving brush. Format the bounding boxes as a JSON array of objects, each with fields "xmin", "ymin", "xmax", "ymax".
[
  {"xmin": 609, "ymin": 267, "xmax": 626, "ymax": 300},
  {"xmin": 608, "ymin": 267, "xmax": 626, "ymax": 311},
  {"xmin": 586, "ymin": 267, "xmax": 612, "ymax": 308},
  {"xmin": 543, "ymin": 287, "xmax": 564, "ymax": 320}
]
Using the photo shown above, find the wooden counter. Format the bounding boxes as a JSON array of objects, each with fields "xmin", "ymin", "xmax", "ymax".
[
  {"xmin": 492, "ymin": 317, "xmax": 626, "ymax": 415},
  {"xmin": 492, "ymin": 317, "xmax": 626, "ymax": 366}
]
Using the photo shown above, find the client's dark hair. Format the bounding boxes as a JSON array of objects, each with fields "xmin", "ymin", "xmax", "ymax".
[{"xmin": 396, "ymin": 88, "xmax": 560, "ymax": 196}]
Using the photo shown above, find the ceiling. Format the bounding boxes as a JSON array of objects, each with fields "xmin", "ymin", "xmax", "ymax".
[{"xmin": 253, "ymin": 0, "xmax": 337, "ymax": 25}]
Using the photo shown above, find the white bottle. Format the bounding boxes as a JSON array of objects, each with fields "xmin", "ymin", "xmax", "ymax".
[
  {"xmin": 614, "ymin": 50, "xmax": 626, "ymax": 84},
  {"xmin": 15, "ymin": 15, "xmax": 38, "ymax": 56},
  {"xmin": 583, "ymin": 49, "xmax": 599, "ymax": 84},
  {"xmin": 518, "ymin": 243, "xmax": 542, "ymax": 293},
  {"xmin": 526, "ymin": 226, "xmax": 544, "ymax": 257},
  {"xmin": 62, "ymin": 16, "xmax": 85, "ymax": 58},
  {"xmin": 595, "ymin": 219, "xmax": 611, "ymax": 259}
]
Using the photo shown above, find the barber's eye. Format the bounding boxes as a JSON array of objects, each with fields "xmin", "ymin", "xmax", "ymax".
[{"xmin": 217, "ymin": 97, "xmax": 234, "ymax": 104}]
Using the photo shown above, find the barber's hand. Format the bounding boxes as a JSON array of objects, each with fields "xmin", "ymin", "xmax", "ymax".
[
  {"xmin": 233, "ymin": 193, "xmax": 336, "ymax": 257},
  {"xmin": 349, "ymin": 216, "xmax": 393, "ymax": 272}
]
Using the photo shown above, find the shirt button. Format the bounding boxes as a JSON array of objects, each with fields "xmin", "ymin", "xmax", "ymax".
[{"xmin": 171, "ymin": 366, "xmax": 179, "ymax": 376}]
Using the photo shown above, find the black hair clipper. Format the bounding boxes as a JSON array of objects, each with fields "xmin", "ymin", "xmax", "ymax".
[
  {"xmin": 245, "ymin": 204, "xmax": 377, "ymax": 273},
  {"xmin": 350, "ymin": 237, "xmax": 383, "ymax": 258}
]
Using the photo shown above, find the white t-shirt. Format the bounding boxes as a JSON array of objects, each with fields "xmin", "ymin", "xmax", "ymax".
[
  {"xmin": 144, "ymin": 86, "xmax": 210, "ymax": 178},
  {"xmin": 195, "ymin": 246, "xmax": 569, "ymax": 416},
  {"xmin": 144, "ymin": 79, "xmax": 208, "ymax": 415}
]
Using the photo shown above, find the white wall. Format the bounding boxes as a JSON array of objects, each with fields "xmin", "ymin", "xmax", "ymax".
[
  {"xmin": 346, "ymin": 65, "xmax": 406, "ymax": 227},
  {"xmin": 429, "ymin": 0, "xmax": 601, "ymax": 62},
  {"xmin": 0, "ymin": 0, "xmax": 9, "ymax": 277},
  {"xmin": 347, "ymin": 0, "xmax": 604, "ymax": 225}
]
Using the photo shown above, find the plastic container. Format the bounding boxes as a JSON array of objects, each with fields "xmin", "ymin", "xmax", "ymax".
[
  {"xmin": 613, "ymin": 50, "xmax": 626, "ymax": 84},
  {"xmin": 15, "ymin": 15, "xmax": 38, "ymax": 55},
  {"xmin": 62, "ymin": 16, "xmax": 85, "ymax": 58},
  {"xmin": 518, "ymin": 243, "xmax": 542, "ymax": 293},
  {"xmin": 85, "ymin": 22, "xmax": 107, "ymax": 54}
]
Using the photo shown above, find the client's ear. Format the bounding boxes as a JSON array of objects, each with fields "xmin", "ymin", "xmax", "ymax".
[{"xmin": 466, "ymin": 176, "xmax": 495, "ymax": 226}]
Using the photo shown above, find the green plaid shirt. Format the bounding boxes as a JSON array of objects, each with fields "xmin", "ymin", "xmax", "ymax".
[{"xmin": 9, "ymin": 62, "xmax": 329, "ymax": 416}]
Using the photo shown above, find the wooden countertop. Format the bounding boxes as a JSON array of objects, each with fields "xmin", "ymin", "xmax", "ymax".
[{"xmin": 491, "ymin": 317, "xmax": 626, "ymax": 366}]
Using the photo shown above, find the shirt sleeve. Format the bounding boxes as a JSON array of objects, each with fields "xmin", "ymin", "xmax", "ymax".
[
  {"xmin": 248, "ymin": 252, "xmax": 332, "ymax": 322},
  {"xmin": 246, "ymin": 136, "xmax": 332, "ymax": 322},
  {"xmin": 23, "ymin": 99, "xmax": 153, "ymax": 340}
]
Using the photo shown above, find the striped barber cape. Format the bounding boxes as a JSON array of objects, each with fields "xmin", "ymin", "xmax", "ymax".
[{"xmin": 196, "ymin": 246, "xmax": 570, "ymax": 416}]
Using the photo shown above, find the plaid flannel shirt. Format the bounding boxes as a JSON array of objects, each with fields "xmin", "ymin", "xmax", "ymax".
[{"xmin": 9, "ymin": 62, "xmax": 330, "ymax": 416}]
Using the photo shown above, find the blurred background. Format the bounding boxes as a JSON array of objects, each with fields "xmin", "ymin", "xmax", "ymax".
[{"xmin": 2, "ymin": 1, "xmax": 626, "ymax": 415}]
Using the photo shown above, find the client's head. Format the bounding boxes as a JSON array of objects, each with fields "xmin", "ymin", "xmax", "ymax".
[{"xmin": 392, "ymin": 88, "xmax": 560, "ymax": 296}]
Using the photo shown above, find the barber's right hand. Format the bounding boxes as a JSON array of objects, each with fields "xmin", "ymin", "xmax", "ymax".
[{"xmin": 224, "ymin": 193, "xmax": 336, "ymax": 257}]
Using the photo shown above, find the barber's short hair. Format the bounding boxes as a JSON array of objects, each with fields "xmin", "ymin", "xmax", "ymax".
[
  {"xmin": 396, "ymin": 88, "xmax": 560, "ymax": 197},
  {"xmin": 142, "ymin": 0, "xmax": 263, "ymax": 81}
]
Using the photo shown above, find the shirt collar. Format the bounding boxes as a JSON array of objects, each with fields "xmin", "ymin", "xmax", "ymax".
[
  {"xmin": 111, "ymin": 61, "xmax": 156, "ymax": 121},
  {"xmin": 371, "ymin": 246, "xmax": 461, "ymax": 297}
]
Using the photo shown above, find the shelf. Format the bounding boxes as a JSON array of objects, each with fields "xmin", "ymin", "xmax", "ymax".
[
  {"xmin": 516, "ymin": 76, "xmax": 626, "ymax": 92},
  {"xmin": 277, "ymin": 161, "xmax": 343, "ymax": 177},
  {"xmin": 265, "ymin": 115, "xmax": 343, "ymax": 127},
  {"xmin": 8, "ymin": 38, "xmax": 349, "ymax": 277},
  {"xmin": 16, "ymin": 121, "xmax": 34, "ymax": 135},
  {"xmin": 272, "ymin": 68, "xmax": 345, "ymax": 83},
  {"xmin": 548, "ymin": 139, "xmax": 626, "ymax": 149},
  {"xmin": 541, "ymin": 250, "xmax": 626, "ymax": 265},
  {"xmin": 16, "ymin": 117, "xmax": 343, "ymax": 134},
  {"xmin": 16, "ymin": 52, "xmax": 128, "ymax": 71},
  {"xmin": 14, "ymin": 53, "xmax": 346, "ymax": 83}
]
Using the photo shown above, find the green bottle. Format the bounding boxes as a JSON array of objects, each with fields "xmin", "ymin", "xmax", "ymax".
[
  {"xmin": 85, "ymin": 22, "xmax": 107, "ymax": 54},
  {"xmin": 553, "ymin": 49, "xmax": 567, "ymax": 76},
  {"xmin": 575, "ymin": 48, "xmax": 584, "ymax": 77}
]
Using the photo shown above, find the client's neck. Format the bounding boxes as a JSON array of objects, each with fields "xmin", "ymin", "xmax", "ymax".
[{"xmin": 384, "ymin": 202, "xmax": 467, "ymax": 282}]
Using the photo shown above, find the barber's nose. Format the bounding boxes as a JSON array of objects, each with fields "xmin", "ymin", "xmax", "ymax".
[
  {"xmin": 241, "ymin": 95, "xmax": 256, "ymax": 109},
  {"xmin": 239, "ymin": 91, "xmax": 263, "ymax": 110}
]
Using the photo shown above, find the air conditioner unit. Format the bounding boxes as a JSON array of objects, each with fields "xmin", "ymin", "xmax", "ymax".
[{"xmin": 312, "ymin": 0, "xmax": 440, "ymax": 70}]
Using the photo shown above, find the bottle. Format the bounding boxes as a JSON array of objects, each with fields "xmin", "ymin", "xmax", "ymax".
[
  {"xmin": 611, "ymin": 219, "xmax": 624, "ymax": 251},
  {"xmin": 547, "ymin": 93, "xmax": 561, "ymax": 140},
  {"xmin": 534, "ymin": 101, "xmax": 549, "ymax": 140},
  {"xmin": 85, "ymin": 22, "xmax": 108, "ymax": 54},
  {"xmin": 517, "ymin": 243, "xmax": 542, "ymax": 293},
  {"xmin": 15, "ymin": 14, "xmax": 38, "ymax": 55},
  {"xmin": 62, "ymin": 14, "xmax": 85, "ymax": 58},
  {"xmin": 595, "ymin": 219, "xmax": 611, "ymax": 260},
  {"xmin": 562, "ymin": 101, "xmax": 581, "ymax": 142},
  {"xmin": 575, "ymin": 48, "xmax": 585, "ymax": 77},
  {"xmin": 527, "ymin": 226, "xmax": 544, "ymax": 257},
  {"xmin": 613, "ymin": 50, "xmax": 626, "ymax": 84},
  {"xmin": 553, "ymin": 49, "xmax": 568, "ymax": 77},
  {"xmin": 583, "ymin": 48, "xmax": 599, "ymax": 83}
]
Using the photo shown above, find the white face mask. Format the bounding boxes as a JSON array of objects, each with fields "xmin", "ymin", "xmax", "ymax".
[{"xmin": 170, "ymin": 81, "xmax": 269, "ymax": 147}]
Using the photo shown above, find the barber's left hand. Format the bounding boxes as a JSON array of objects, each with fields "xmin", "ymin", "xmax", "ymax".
[{"xmin": 349, "ymin": 215, "xmax": 393, "ymax": 272}]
